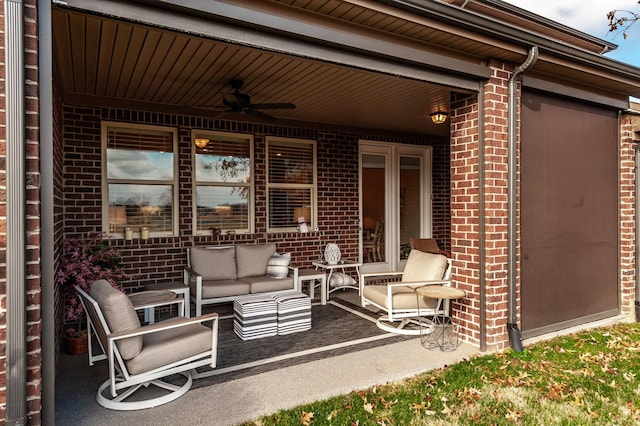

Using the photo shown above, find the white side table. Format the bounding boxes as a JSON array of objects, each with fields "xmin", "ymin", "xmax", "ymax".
[
  {"xmin": 145, "ymin": 282, "xmax": 191, "ymax": 317},
  {"xmin": 297, "ymin": 269, "xmax": 328, "ymax": 305},
  {"xmin": 312, "ymin": 260, "xmax": 361, "ymax": 303}
]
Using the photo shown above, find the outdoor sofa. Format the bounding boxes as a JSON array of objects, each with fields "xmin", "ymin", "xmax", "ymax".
[{"xmin": 184, "ymin": 243, "xmax": 299, "ymax": 316}]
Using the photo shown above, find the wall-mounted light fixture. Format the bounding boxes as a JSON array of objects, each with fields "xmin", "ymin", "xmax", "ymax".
[
  {"xmin": 194, "ymin": 138, "xmax": 209, "ymax": 148},
  {"xmin": 429, "ymin": 111, "xmax": 449, "ymax": 124}
]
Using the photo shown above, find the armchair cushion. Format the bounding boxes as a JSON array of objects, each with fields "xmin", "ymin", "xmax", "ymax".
[
  {"xmin": 363, "ymin": 284, "xmax": 438, "ymax": 310},
  {"xmin": 236, "ymin": 243, "xmax": 276, "ymax": 278},
  {"xmin": 190, "ymin": 246, "xmax": 237, "ymax": 280},
  {"xmin": 125, "ymin": 317, "xmax": 213, "ymax": 375},
  {"xmin": 402, "ymin": 250, "xmax": 448, "ymax": 282},
  {"xmin": 90, "ymin": 279, "xmax": 142, "ymax": 360}
]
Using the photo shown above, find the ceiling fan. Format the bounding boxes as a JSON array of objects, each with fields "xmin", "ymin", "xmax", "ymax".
[{"xmin": 214, "ymin": 79, "xmax": 295, "ymax": 122}]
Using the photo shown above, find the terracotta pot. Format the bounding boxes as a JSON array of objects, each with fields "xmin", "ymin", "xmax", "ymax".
[{"xmin": 65, "ymin": 335, "xmax": 88, "ymax": 355}]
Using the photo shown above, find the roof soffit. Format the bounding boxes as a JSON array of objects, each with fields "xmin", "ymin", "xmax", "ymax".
[{"xmin": 249, "ymin": 0, "xmax": 640, "ymax": 96}]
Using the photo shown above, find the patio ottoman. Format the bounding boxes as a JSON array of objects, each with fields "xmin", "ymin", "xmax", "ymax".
[
  {"xmin": 233, "ymin": 294, "xmax": 278, "ymax": 341},
  {"xmin": 272, "ymin": 291, "xmax": 311, "ymax": 335}
]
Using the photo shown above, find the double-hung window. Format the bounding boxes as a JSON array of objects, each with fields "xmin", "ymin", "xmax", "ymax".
[
  {"xmin": 193, "ymin": 131, "xmax": 254, "ymax": 234},
  {"xmin": 102, "ymin": 122, "xmax": 178, "ymax": 237},
  {"xmin": 266, "ymin": 137, "xmax": 316, "ymax": 232}
]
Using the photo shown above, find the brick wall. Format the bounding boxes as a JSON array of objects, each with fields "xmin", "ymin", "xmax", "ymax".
[
  {"xmin": 449, "ymin": 91, "xmax": 482, "ymax": 347},
  {"xmin": 25, "ymin": 0, "xmax": 42, "ymax": 421},
  {"xmin": 60, "ymin": 104, "xmax": 450, "ymax": 292},
  {"xmin": 619, "ymin": 113, "xmax": 637, "ymax": 320},
  {"xmin": 450, "ymin": 62, "xmax": 512, "ymax": 350},
  {"xmin": 0, "ymin": 0, "xmax": 44, "ymax": 422}
]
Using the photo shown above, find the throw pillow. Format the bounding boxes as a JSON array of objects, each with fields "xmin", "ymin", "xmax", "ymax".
[
  {"xmin": 266, "ymin": 252, "xmax": 291, "ymax": 279},
  {"xmin": 329, "ymin": 272, "xmax": 356, "ymax": 288}
]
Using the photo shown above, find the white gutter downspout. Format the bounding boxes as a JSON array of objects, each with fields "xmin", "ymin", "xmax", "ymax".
[
  {"xmin": 5, "ymin": 0, "xmax": 27, "ymax": 423},
  {"xmin": 507, "ymin": 46, "xmax": 538, "ymax": 352}
]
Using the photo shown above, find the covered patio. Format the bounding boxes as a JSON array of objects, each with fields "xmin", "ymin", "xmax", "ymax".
[{"xmin": 13, "ymin": 0, "xmax": 640, "ymax": 422}]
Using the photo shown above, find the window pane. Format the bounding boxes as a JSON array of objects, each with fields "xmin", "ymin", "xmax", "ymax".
[
  {"xmin": 196, "ymin": 186, "xmax": 249, "ymax": 231},
  {"xmin": 194, "ymin": 133, "xmax": 251, "ymax": 183},
  {"xmin": 269, "ymin": 188, "xmax": 312, "ymax": 229},
  {"xmin": 107, "ymin": 127, "xmax": 173, "ymax": 152},
  {"xmin": 108, "ymin": 184, "xmax": 173, "ymax": 233},
  {"xmin": 195, "ymin": 154, "xmax": 250, "ymax": 183},
  {"xmin": 362, "ymin": 153, "xmax": 387, "ymax": 263},
  {"xmin": 107, "ymin": 149, "xmax": 174, "ymax": 181},
  {"xmin": 268, "ymin": 141, "xmax": 313, "ymax": 184},
  {"xmin": 400, "ymin": 156, "xmax": 421, "ymax": 260}
]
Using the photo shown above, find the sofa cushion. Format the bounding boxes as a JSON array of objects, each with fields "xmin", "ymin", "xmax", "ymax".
[
  {"xmin": 266, "ymin": 252, "xmax": 291, "ymax": 279},
  {"xmin": 200, "ymin": 279, "xmax": 250, "ymax": 299},
  {"xmin": 402, "ymin": 250, "xmax": 448, "ymax": 283},
  {"xmin": 241, "ymin": 276, "xmax": 295, "ymax": 293},
  {"xmin": 190, "ymin": 246, "xmax": 237, "ymax": 281},
  {"xmin": 236, "ymin": 243, "xmax": 276, "ymax": 278},
  {"xmin": 90, "ymin": 279, "xmax": 142, "ymax": 360}
]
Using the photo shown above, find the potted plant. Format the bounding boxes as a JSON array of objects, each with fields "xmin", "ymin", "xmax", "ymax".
[{"xmin": 55, "ymin": 232, "xmax": 132, "ymax": 354}]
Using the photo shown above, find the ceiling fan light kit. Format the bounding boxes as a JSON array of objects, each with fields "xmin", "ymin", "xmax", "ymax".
[{"xmin": 214, "ymin": 79, "xmax": 296, "ymax": 122}]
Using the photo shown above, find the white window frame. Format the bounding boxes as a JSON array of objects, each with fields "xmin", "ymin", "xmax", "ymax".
[
  {"xmin": 191, "ymin": 130, "xmax": 255, "ymax": 235},
  {"xmin": 266, "ymin": 136, "xmax": 317, "ymax": 233},
  {"xmin": 101, "ymin": 121, "xmax": 179, "ymax": 238}
]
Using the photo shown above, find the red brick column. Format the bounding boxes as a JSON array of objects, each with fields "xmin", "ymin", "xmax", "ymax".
[
  {"xmin": 619, "ymin": 114, "xmax": 636, "ymax": 320},
  {"xmin": 450, "ymin": 62, "xmax": 512, "ymax": 350}
]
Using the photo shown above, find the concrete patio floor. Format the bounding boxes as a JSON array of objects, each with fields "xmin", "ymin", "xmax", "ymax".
[{"xmin": 55, "ymin": 293, "xmax": 480, "ymax": 425}]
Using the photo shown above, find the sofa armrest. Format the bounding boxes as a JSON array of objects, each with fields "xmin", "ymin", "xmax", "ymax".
[
  {"xmin": 183, "ymin": 266, "xmax": 202, "ymax": 283},
  {"xmin": 288, "ymin": 265, "xmax": 299, "ymax": 291}
]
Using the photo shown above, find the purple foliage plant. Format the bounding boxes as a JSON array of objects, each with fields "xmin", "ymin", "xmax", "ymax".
[{"xmin": 56, "ymin": 232, "xmax": 132, "ymax": 335}]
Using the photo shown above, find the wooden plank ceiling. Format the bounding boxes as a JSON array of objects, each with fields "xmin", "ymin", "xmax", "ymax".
[{"xmin": 52, "ymin": 8, "xmax": 455, "ymax": 136}]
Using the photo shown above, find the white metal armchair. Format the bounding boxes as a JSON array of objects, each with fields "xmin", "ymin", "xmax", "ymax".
[
  {"xmin": 76, "ymin": 280, "xmax": 218, "ymax": 410},
  {"xmin": 360, "ymin": 250, "xmax": 452, "ymax": 335}
]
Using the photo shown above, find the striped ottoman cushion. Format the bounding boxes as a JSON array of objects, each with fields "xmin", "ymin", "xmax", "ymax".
[
  {"xmin": 233, "ymin": 294, "xmax": 278, "ymax": 341},
  {"xmin": 272, "ymin": 291, "xmax": 312, "ymax": 335}
]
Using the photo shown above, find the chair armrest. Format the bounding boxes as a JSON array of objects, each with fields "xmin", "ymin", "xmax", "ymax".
[
  {"xmin": 387, "ymin": 279, "xmax": 451, "ymax": 288},
  {"xmin": 109, "ymin": 312, "xmax": 219, "ymax": 341},
  {"xmin": 361, "ymin": 271, "xmax": 403, "ymax": 279},
  {"xmin": 132, "ymin": 298, "xmax": 184, "ymax": 312},
  {"xmin": 183, "ymin": 266, "xmax": 202, "ymax": 281}
]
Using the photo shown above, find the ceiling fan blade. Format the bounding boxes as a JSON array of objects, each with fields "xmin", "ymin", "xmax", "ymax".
[
  {"xmin": 212, "ymin": 109, "xmax": 234, "ymax": 120},
  {"xmin": 250, "ymin": 103, "xmax": 296, "ymax": 110},
  {"xmin": 245, "ymin": 108, "xmax": 277, "ymax": 122}
]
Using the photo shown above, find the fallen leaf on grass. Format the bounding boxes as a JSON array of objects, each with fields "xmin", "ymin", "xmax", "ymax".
[
  {"xmin": 363, "ymin": 402, "xmax": 374, "ymax": 414},
  {"xmin": 411, "ymin": 402, "xmax": 436, "ymax": 416},
  {"xmin": 301, "ymin": 411, "xmax": 314, "ymax": 425},
  {"xmin": 441, "ymin": 402, "xmax": 452, "ymax": 415},
  {"xmin": 326, "ymin": 410, "xmax": 338, "ymax": 421},
  {"xmin": 505, "ymin": 408, "xmax": 522, "ymax": 421}
]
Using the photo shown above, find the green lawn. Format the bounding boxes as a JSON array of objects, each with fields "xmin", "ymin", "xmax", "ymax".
[{"xmin": 244, "ymin": 322, "xmax": 640, "ymax": 425}]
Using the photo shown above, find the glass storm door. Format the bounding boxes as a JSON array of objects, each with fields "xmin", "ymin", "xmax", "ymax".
[{"xmin": 360, "ymin": 142, "xmax": 431, "ymax": 273}]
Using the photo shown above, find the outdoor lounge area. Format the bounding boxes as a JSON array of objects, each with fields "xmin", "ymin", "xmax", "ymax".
[
  {"xmin": 5, "ymin": 0, "xmax": 640, "ymax": 423},
  {"xmin": 55, "ymin": 288, "xmax": 478, "ymax": 425}
]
